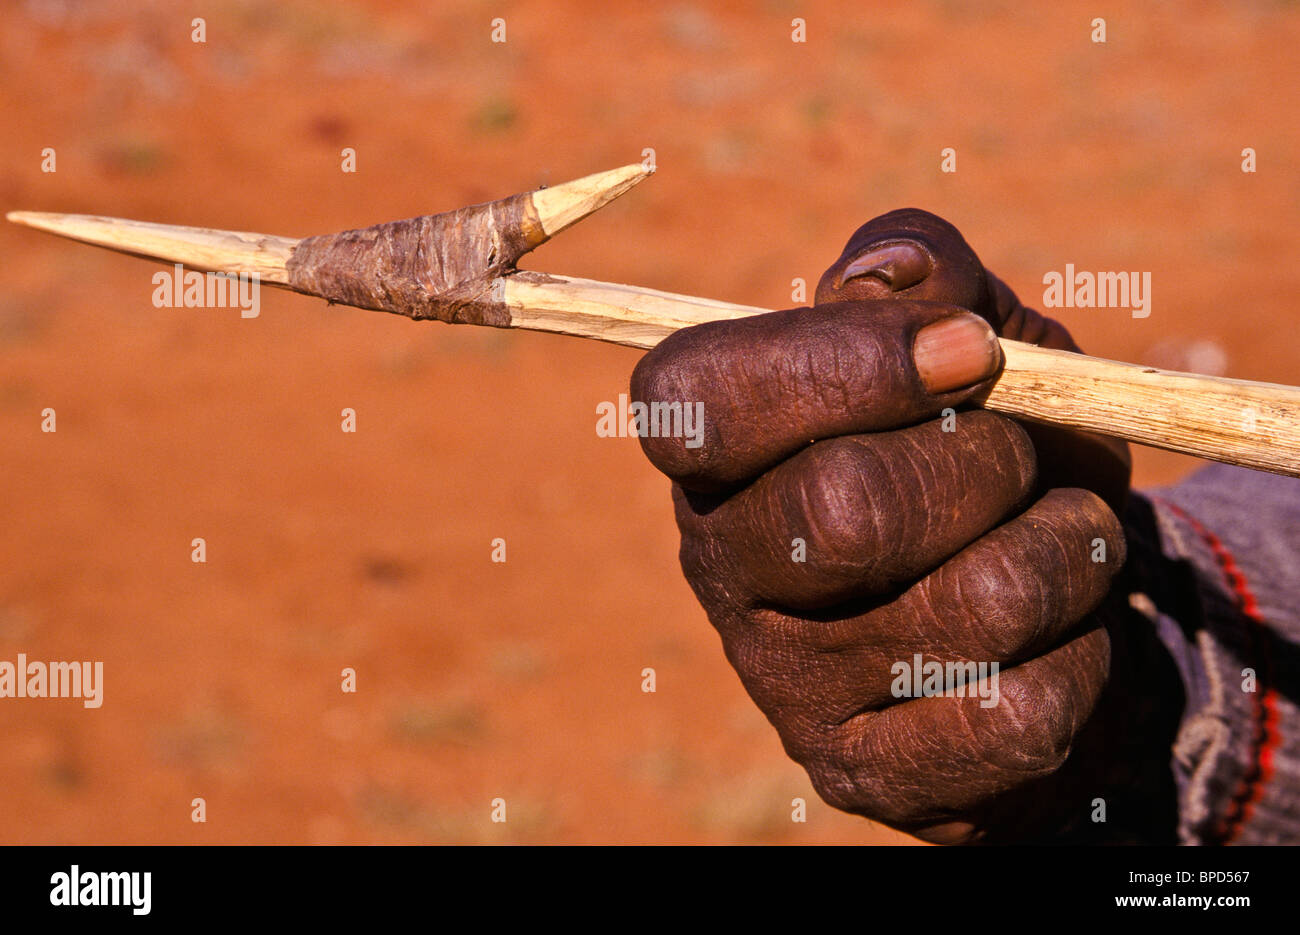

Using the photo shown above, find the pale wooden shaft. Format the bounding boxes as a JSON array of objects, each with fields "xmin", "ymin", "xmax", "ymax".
[
  {"xmin": 990, "ymin": 341, "xmax": 1300, "ymax": 476},
  {"xmin": 503, "ymin": 273, "xmax": 764, "ymax": 347},
  {"xmin": 8, "ymin": 209, "xmax": 1298, "ymax": 477},
  {"xmin": 500, "ymin": 275, "xmax": 1300, "ymax": 478}
]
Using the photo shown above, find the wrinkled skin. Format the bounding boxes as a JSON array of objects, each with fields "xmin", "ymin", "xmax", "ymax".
[{"xmin": 630, "ymin": 210, "xmax": 1182, "ymax": 844}]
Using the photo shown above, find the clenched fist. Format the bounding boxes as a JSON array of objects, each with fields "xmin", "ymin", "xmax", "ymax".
[{"xmin": 631, "ymin": 210, "xmax": 1181, "ymax": 844}]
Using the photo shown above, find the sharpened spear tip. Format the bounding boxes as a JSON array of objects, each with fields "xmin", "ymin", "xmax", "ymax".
[
  {"xmin": 529, "ymin": 163, "xmax": 652, "ymax": 238},
  {"xmin": 5, "ymin": 210, "xmax": 299, "ymax": 283}
]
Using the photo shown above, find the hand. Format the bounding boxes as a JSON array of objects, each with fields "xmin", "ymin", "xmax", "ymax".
[{"xmin": 630, "ymin": 210, "xmax": 1177, "ymax": 843}]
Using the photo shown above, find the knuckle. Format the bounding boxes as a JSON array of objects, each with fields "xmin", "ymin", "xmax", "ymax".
[
  {"xmin": 806, "ymin": 762, "xmax": 870, "ymax": 815},
  {"xmin": 815, "ymin": 723, "xmax": 929, "ymax": 826},
  {"xmin": 943, "ymin": 555, "xmax": 1057, "ymax": 659},
  {"xmin": 629, "ymin": 344, "xmax": 723, "ymax": 486},
  {"xmin": 953, "ymin": 411, "xmax": 1039, "ymax": 493},
  {"xmin": 974, "ymin": 673, "xmax": 1078, "ymax": 776},
  {"xmin": 630, "ymin": 321, "xmax": 713, "ymax": 398},
  {"xmin": 784, "ymin": 439, "xmax": 925, "ymax": 591},
  {"xmin": 792, "ymin": 440, "xmax": 891, "ymax": 558},
  {"xmin": 1047, "ymin": 487, "xmax": 1127, "ymax": 567},
  {"xmin": 776, "ymin": 413, "xmax": 1040, "ymax": 598},
  {"xmin": 936, "ymin": 487, "xmax": 1126, "ymax": 658},
  {"xmin": 630, "ymin": 341, "xmax": 683, "ymax": 411},
  {"xmin": 802, "ymin": 732, "xmax": 889, "ymax": 817}
]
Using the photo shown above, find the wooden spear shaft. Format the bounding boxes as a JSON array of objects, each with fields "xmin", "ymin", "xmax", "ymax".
[
  {"xmin": 8, "ymin": 165, "xmax": 1300, "ymax": 478},
  {"xmin": 499, "ymin": 273, "xmax": 1300, "ymax": 478}
]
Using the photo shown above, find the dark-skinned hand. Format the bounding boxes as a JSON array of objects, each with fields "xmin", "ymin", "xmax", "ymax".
[{"xmin": 630, "ymin": 210, "xmax": 1181, "ymax": 844}]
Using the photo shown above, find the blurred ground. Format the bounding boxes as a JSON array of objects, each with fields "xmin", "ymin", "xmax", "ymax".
[{"xmin": 0, "ymin": 0, "xmax": 1296, "ymax": 843}]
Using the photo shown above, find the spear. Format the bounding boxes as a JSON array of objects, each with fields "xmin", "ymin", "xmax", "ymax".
[{"xmin": 8, "ymin": 164, "xmax": 1299, "ymax": 477}]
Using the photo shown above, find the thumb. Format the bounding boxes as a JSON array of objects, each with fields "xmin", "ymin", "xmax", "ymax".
[{"xmin": 814, "ymin": 208, "xmax": 1131, "ymax": 511}]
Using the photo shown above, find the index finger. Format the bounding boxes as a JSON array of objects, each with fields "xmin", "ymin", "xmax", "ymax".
[{"xmin": 629, "ymin": 300, "xmax": 1003, "ymax": 492}]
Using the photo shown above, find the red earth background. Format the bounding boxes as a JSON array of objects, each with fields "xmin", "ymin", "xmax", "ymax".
[{"xmin": 0, "ymin": 0, "xmax": 1296, "ymax": 843}]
